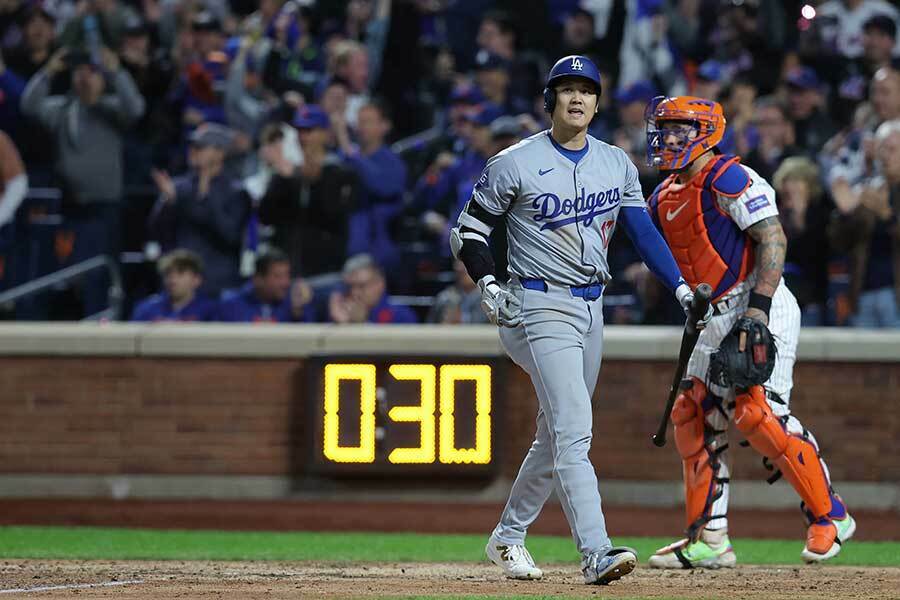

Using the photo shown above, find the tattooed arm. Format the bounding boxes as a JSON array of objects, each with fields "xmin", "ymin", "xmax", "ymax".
[{"xmin": 744, "ymin": 215, "xmax": 787, "ymax": 325}]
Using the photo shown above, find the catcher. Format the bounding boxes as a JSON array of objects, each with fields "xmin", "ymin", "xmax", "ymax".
[{"xmin": 642, "ymin": 96, "xmax": 855, "ymax": 568}]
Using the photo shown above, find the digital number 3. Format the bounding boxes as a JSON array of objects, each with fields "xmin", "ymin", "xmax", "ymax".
[{"xmin": 322, "ymin": 363, "xmax": 492, "ymax": 465}]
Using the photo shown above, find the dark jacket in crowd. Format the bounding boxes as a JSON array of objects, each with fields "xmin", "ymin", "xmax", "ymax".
[
  {"xmin": 149, "ymin": 173, "xmax": 249, "ymax": 297},
  {"xmin": 258, "ymin": 156, "xmax": 358, "ymax": 276},
  {"xmin": 781, "ymin": 201, "xmax": 831, "ymax": 311}
]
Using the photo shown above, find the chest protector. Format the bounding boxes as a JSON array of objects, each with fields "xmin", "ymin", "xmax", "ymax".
[{"xmin": 650, "ymin": 155, "xmax": 753, "ymax": 301}]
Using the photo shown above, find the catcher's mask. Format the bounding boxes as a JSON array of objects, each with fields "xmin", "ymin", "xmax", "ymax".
[{"xmin": 645, "ymin": 95, "xmax": 726, "ymax": 171}]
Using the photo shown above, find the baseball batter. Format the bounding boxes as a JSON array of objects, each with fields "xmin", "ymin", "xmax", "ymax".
[
  {"xmin": 642, "ymin": 96, "xmax": 856, "ymax": 568},
  {"xmin": 450, "ymin": 56, "xmax": 704, "ymax": 585}
]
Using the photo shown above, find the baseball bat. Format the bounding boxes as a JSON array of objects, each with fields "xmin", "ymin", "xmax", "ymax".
[{"xmin": 652, "ymin": 283, "xmax": 713, "ymax": 447}]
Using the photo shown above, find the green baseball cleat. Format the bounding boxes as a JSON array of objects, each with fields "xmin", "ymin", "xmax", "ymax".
[{"xmin": 648, "ymin": 534, "xmax": 737, "ymax": 569}]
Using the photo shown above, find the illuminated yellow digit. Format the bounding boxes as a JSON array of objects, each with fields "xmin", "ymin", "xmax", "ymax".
[
  {"xmin": 323, "ymin": 364, "xmax": 376, "ymax": 463},
  {"xmin": 386, "ymin": 364, "xmax": 436, "ymax": 464},
  {"xmin": 439, "ymin": 365, "xmax": 492, "ymax": 464}
]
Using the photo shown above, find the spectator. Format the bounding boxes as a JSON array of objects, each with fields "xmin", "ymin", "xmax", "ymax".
[
  {"xmin": 665, "ymin": 0, "xmax": 702, "ymax": 62},
  {"xmin": 612, "ymin": 80, "xmax": 657, "ymax": 180},
  {"xmin": 694, "ymin": 59, "xmax": 725, "ymax": 102},
  {"xmin": 21, "ymin": 46, "xmax": 145, "ymax": 316},
  {"xmin": 772, "ymin": 157, "xmax": 831, "ymax": 325},
  {"xmin": 335, "ymin": 99, "xmax": 407, "ymax": 274},
  {"xmin": 58, "ymin": 0, "xmax": 140, "ymax": 51},
  {"xmin": 4, "ymin": 3, "xmax": 55, "ymax": 81},
  {"xmin": 816, "ymin": 0, "xmax": 899, "ymax": 60},
  {"xmin": 475, "ymin": 9, "xmax": 541, "ymax": 105},
  {"xmin": 617, "ymin": 0, "xmax": 678, "ymax": 91},
  {"xmin": 148, "ymin": 123, "xmax": 248, "ymax": 298},
  {"xmin": 828, "ymin": 119, "xmax": 900, "ymax": 328},
  {"xmin": 191, "ymin": 11, "xmax": 227, "ymax": 59},
  {"xmin": 119, "ymin": 16, "xmax": 177, "ymax": 185},
  {"xmin": 784, "ymin": 66, "xmax": 837, "ymax": 155},
  {"xmin": 861, "ymin": 14, "xmax": 899, "ymax": 71},
  {"xmin": 343, "ymin": 0, "xmax": 392, "ymax": 88},
  {"xmin": 328, "ymin": 39, "xmax": 370, "ymax": 127},
  {"xmin": 830, "ymin": 14, "xmax": 898, "ymax": 123},
  {"xmin": 556, "ymin": 7, "xmax": 601, "ymax": 59},
  {"xmin": 216, "ymin": 247, "xmax": 315, "ymax": 322},
  {"xmin": 0, "ymin": 129, "xmax": 26, "ymax": 228},
  {"xmin": 743, "ymin": 96, "xmax": 802, "ymax": 183},
  {"xmin": 131, "ymin": 249, "xmax": 216, "ymax": 322},
  {"xmin": 328, "ymin": 253, "xmax": 417, "ymax": 324},
  {"xmin": 224, "ymin": 37, "xmax": 274, "ymax": 150},
  {"xmin": 414, "ymin": 103, "xmax": 502, "ymax": 254},
  {"xmin": 427, "ymin": 259, "xmax": 488, "ymax": 324},
  {"xmin": 473, "ymin": 50, "xmax": 530, "ymax": 116},
  {"xmin": 259, "ymin": 2, "xmax": 325, "ymax": 96},
  {"xmin": 719, "ymin": 72, "xmax": 758, "ymax": 156},
  {"xmin": 258, "ymin": 105, "xmax": 358, "ymax": 276},
  {"xmin": 824, "ymin": 66, "xmax": 900, "ymax": 200},
  {"xmin": 704, "ymin": 0, "xmax": 787, "ymax": 95}
]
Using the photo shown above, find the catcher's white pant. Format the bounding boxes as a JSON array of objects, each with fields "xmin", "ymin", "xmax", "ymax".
[
  {"xmin": 685, "ymin": 280, "xmax": 832, "ymax": 530},
  {"xmin": 491, "ymin": 281, "xmax": 612, "ymax": 559}
]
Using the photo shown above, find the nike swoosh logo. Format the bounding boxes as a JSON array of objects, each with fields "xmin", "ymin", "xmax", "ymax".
[
  {"xmin": 538, "ymin": 168, "xmax": 554, "ymax": 176},
  {"xmin": 666, "ymin": 201, "xmax": 690, "ymax": 221}
]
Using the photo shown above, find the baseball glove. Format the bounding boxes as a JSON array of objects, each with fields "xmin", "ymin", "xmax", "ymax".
[{"xmin": 709, "ymin": 317, "xmax": 777, "ymax": 388}]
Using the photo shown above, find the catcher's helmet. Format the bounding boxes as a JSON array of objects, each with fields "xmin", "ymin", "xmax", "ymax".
[
  {"xmin": 543, "ymin": 55, "xmax": 602, "ymax": 113},
  {"xmin": 644, "ymin": 95, "xmax": 726, "ymax": 171}
]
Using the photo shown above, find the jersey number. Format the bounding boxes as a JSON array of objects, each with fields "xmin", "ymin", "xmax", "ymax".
[{"xmin": 600, "ymin": 220, "xmax": 615, "ymax": 249}]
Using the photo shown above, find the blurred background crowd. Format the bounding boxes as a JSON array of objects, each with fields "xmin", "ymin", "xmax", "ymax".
[{"xmin": 0, "ymin": 0, "xmax": 898, "ymax": 327}]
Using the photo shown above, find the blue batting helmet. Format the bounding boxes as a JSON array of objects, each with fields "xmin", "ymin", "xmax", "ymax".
[{"xmin": 543, "ymin": 55, "xmax": 602, "ymax": 113}]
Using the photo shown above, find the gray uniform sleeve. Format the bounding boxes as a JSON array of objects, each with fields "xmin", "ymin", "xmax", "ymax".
[
  {"xmin": 620, "ymin": 151, "xmax": 646, "ymax": 208},
  {"xmin": 471, "ymin": 152, "xmax": 520, "ymax": 215}
]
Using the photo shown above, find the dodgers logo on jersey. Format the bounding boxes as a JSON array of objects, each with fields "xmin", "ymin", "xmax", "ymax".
[{"xmin": 532, "ymin": 187, "xmax": 621, "ymax": 231}]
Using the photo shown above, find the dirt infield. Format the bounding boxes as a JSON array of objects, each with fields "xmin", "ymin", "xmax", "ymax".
[
  {"xmin": 2, "ymin": 499, "xmax": 899, "ymax": 540},
  {"xmin": 2, "ymin": 559, "xmax": 899, "ymax": 599}
]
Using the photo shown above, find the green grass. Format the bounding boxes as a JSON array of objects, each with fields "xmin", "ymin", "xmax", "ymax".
[{"xmin": 0, "ymin": 526, "xmax": 897, "ymax": 566}]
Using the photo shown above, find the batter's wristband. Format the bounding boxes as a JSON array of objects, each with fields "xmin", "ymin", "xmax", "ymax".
[{"xmin": 748, "ymin": 292, "xmax": 772, "ymax": 317}]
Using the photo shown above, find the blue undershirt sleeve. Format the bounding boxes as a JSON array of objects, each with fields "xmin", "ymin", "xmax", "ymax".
[{"xmin": 620, "ymin": 205, "xmax": 684, "ymax": 291}]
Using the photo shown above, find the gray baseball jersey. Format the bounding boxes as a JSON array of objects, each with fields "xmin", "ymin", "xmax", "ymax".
[
  {"xmin": 478, "ymin": 130, "xmax": 643, "ymax": 563},
  {"xmin": 471, "ymin": 130, "xmax": 645, "ymax": 285}
]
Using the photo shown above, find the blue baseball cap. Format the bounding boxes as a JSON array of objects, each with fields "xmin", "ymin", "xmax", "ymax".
[
  {"xmin": 697, "ymin": 59, "xmax": 723, "ymax": 83},
  {"xmin": 292, "ymin": 104, "xmax": 330, "ymax": 130},
  {"xmin": 464, "ymin": 103, "xmax": 505, "ymax": 127},
  {"xmin": 614, "ymin": 80, "xmax": 656, "ymax": 105},
  {"xmin": 786, "ymin": 66, "xmax": 822, "ymax": 91},
  {"xmin": 450, "ymin": 82, "xmax": 485, "ymax": 105}
]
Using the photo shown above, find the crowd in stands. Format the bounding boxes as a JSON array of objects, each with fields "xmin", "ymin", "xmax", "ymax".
[{"xmin": 0, "ymin": 0, "xmax": 899, "ymax": 327}]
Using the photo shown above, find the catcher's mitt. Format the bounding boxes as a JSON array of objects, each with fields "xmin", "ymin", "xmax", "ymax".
[{"xmin": 709, "ymin": 317, "xmax": 777, "ymax": 388}]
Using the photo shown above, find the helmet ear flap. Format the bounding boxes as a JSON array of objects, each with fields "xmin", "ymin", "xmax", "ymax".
[{"xmin": 543, "ymin": 87, "xmax": 555, "ymax": 113}]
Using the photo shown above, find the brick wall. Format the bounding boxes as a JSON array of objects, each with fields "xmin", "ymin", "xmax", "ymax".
[{"xmin": 1, "ymin": 356, "xmax": 898, "ymax": 482}]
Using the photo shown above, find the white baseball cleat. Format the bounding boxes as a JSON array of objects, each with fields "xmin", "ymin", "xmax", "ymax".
[
  {"xmin": 582, "ymin": 547, "xmax": 638, "ymax": 585},
  {"xmin": 485, "ymin": 538, "xmax": 543, "ymax": 580}
]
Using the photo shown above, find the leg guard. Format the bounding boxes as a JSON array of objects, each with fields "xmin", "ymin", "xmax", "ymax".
[
  {"xmin": 672, "ymin": 378, "xmax": 727, "ymax": 541},
  {"xmin": 733, "ymin": 386, "xmax": 831, "ymax": 518}
]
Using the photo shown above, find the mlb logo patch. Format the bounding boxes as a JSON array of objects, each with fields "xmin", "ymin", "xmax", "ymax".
[{"xmin": 744, "ymin": 194, "xmax": 770, "ymax": 213}]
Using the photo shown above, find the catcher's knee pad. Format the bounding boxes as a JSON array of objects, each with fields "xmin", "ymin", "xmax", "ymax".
[
  {"xmin": 734, "ymin": 386, "xmax": 831, "ymax": 518},
  {"xmin": 672, "ymin": 378, "xmax": 725, "ymax": 539}
]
